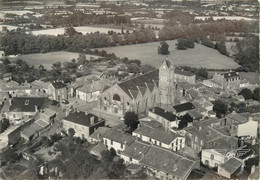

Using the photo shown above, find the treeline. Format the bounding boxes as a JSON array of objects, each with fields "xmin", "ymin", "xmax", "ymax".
[
  {"xmin": 41, "ymin": 11, "xmax": 131, "ymax": 27},
  {"xmin": 0, "ymin": 31, "xmax": 111, "ymax": 55}
]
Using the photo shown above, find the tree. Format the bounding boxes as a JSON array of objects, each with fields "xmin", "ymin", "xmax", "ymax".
[
  {"xmin": 213, "ymin": 100, "xmax": 228, "ymax": 118},
  {"xmin": 215, "ymin": 41, "xmax": 228, "ymax": 56},
  {"xmin": 239, "ymin": 88, "xmax": 253, "ymax": 100},
  {"xmin": 176, "ymin": 39, "xmax": 195, "ymax": 50},
  {"xmin": 252, "ymin": 88, "xmax": 260, "ymax": 101},
  {"xmin": 127, "ymin": 63, "xmax": 140, "ymax": 74},
  {"xmin": 178, "ymin": 113, "xmax": 193, "ymax": 129},
  {"xmin": 68, "ymin": 128, "xmax": 75, "ymax": 138},
  {"xmin": 50, "ymin": 133, "xmax": 62, "ymax": 142},
  {"xmin": 196, "ymin": 68, "xmax": 208, "ymax": 79},
  {"xmin": 124, "ymin": 111, "xmax": 139, "ymax": 133},
  {"xmin": 158, "ymin": 41, "xmax": 169, "ymax": 55},
  {"xmin": 0, "ymin": 118, "xmax": 10, "ymax": 133},
  {"xmin": 0, "ymin": 147, "xmax": 20, "ymax": 165}
]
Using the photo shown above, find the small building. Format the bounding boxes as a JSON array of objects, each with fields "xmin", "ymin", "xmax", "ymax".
[
  {"xmin": 103, "ymin": 129, "xmax": 135, "ymax": 154},
  {"xmin": 120, "ymin": 140, "xmax": 150, "ymax": 165},
  {"xmin": 2, "ymin": 73, "xmax": 12, "ymax": 81},
  {"xmin": 148, "ymin": 106, "xmax": 179, "ymax": 130},
  {"xmin": 173, "ymin": 102, "xmax": 195, "ymax": 116},
  {"xmin": 174, "ymin": 69, "xmax": 196, "ymax": 84},
  {"xmin": 217, "ymin": 157, "xmax": 243, "ymax": 179},
  {"xmin": 132, "ymin": 123, "xmax": 185, "ymax": 151},
  {"xmin": 62, "ymin": 111, "xmax": 105, "ymax": 140},
  {"xmin": 89, "ymin": 126, "xmax": 110, "ymax": 143},
  {"xmin": 4, "ymin": 97, "xmax": 51, "ymax": 122},
  {"xmin": 48, "ymin": 82, "xmax": 67, "ymax": 101}
]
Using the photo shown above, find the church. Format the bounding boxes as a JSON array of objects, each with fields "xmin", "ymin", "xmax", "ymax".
[{"xmin": 98, "ymin": 59, "xmax": 196, "ymax": 117}]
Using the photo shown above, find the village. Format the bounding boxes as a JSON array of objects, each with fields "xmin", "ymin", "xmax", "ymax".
[{"xmin": 0, "ymin": 0, "xmax": 259, "ymax": 180}]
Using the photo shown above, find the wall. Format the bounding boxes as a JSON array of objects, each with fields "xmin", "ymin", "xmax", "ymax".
[
  {"xmin": 201, "ymin": 150, "xmax": 226, "ymax": 168},
  {"xmin": 103, "ymin": 137, "xmax": 125, "ymax": 154},
  {"xmin": 237, "ymin": 120, "xmax": 258, "ymax": 138}
]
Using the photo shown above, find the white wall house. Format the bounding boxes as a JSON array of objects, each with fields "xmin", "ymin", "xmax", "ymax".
[{"xmin": 237, "ymin": 117, "xmax": 258, "ymax": 138}]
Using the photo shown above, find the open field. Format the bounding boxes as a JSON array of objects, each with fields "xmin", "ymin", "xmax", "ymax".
[
  {"xmin": 97, "ymin": 40, "xmax": 240, "ymax": 69},
  {"xmin": 30, "ymin": 26, "xmax": 123, "ymax": 36},
  {"xmin": 8, "ymin": 51, "xmax": 99, "ymax": 69}
]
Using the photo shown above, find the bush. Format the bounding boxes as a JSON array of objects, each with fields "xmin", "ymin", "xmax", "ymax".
[{"xmin": 176, "ymin": 39, "xmax": 195, "ymax": 50}]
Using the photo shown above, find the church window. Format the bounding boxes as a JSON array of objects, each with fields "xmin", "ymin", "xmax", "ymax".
[{"xmin": 113, "ymin": 94, "xmax": 121, "ymax": 101}]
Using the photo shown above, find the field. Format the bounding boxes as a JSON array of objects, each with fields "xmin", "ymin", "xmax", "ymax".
[
  {"xmin": 194, "ymin": 16, "xmax": 257, "ymax": 21},
  {"xmin": 30, "ymin": 26, "xmax": 123, "ymax": 36},
  {"xmin": 98, "ymin": 40, "xmax": 240, "ymax": 69},
  {"xmin": 8, "ymin": 51, "xmax": 99, "ymax": 69}
]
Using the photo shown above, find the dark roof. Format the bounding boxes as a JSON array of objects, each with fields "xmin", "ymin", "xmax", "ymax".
[
  {"xmin": 236, "ymin": 146, "xmax": 254, "ymax": 160},
  {"xmin": 174, "ymin": 69, "xmax": 195, "ymax": 76},
  {"xmin": 63, "ymin": 111, "xmax": 103, "ymax": 127},
  {"xmin": 118, "ymin": 70, "xmax": 159, "ymax": 99},
  {"xmin": 52, "ymin": 82, "xmax": 66, "ymax": 89},
  {"xmin": 173, "ymin": 102, "xmax": 195, "ymax": 113},
  {"xmin": 9, "ymin": 97, "xmax": 50, "ymax": 112},
  {"xmin": 151, "ymin": 106, "xmax": 177, "ymax": 122},
  {"xmin": 220, "ymin": 71, "xmax": 239, "ymax": 79}
]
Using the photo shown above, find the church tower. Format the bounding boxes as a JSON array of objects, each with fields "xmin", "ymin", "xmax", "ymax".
[{"xmin": 159, "ymin": 59, "xmax": 175, "ymax": 105}]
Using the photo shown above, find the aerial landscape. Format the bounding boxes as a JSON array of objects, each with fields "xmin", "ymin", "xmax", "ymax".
[{"xmin": 0, "ymin": 0, "xmax": 259, "ymax": 179}]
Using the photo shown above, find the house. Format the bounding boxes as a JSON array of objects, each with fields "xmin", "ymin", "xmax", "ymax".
[
  {"xmin": 139, "ymin": 146, "xmax": 200, "ymax": 180},
  {"xmin": 226, "ymin": 114, "xmax": 258, "ymax": 138},
  {"xmin": 120, "ymin": 140, "xmax": 151, "ymax": 165},
  {"xmin": 31, "ymin": 80, "xmax": 50, "ymax": 94},
  {"xmin": 174, "ymin": 69, "xmax": 196, "ymax": 84},
  {"xmin": 76, "ymin": 79, "xmax": 112, "ymax": 102},
  {"xmin": 62, "ymin": 111, "xmax": 105, "ymax": 139},
  {"xmin": 148, "ymin": 106, "xmax": 179, "ymax": 130},
  {"xmin": 217, "ymin": 157, "xmax": 243, "ymax": 179},
  {"xmin": 132, "ymin": 122, "xmax": 185, "ymax": 151},
  {"xmin": 201, "ymin": 149, "xmax": 235, "ymax": 168},
  {"xmin": 48, "ymin": 82, "xmax": 67, "ymax": 101},
  {"xmin": 3, "ymin": 97, "xmax": 51, "ymax": 122},
  {"xmin": 103, "ymin": 129, "xmax": 135, "ymax": 154},
  {"xmin": 183, "ymin": 118, "xmax": 238, "ymax": 153},
  {"xmin": 234, "ymin": 95, "xmax": 245, "ymax": 102},
  {"xmin": 2, "ymin": 73, "xmax": 12, "ymax": 81},
  {"xmin": 173, "ymin": 102, "xmax": 195, "ymax": 116},
  {"xmin": 89, "ymin": 126, "xmax": 110, "ymax": 143},
  {"xmin": 204, "ymin": 71, "xmax": 241, "ymax": 92}
]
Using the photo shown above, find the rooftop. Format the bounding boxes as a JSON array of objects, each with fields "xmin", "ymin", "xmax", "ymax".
[
  {"xmin": 133, "ymin": 123, "xmax": 179, "ymax": 145},
  {"xmin": 150, "ymin": 106, "xmax": 177, "ymax": 122},
  {"xmin": 63, "ymin": 111, "xmax": 103, "ymax": 127},
  {"xmin": 220, "ymin": 71, "xmax": 240, "ymax": 79},
  {"xmin": 9, "ymin": 97, "xmax": 50, "ymax": 112},
  {"xmin": 51, "ymin": 82, "xmax": 66, "ymax": 89},
  {"xmin": 103, "ymin": 129, "xmax": 135, "ymax": 145},
  {"xmin": 173, "ymin": 102, "xmax": 195, "ymax": 113},
  {"xmin": 175, "ymin": 69, "xmax": 195, "ymax": 77},
  {"xmin": 219, "ymin": 158, "xmax": 242, "ymax": 174},
  {"xmin": 121, "ymin": 140, "xmax": 150, "ymax": 161},
  {"xmin": 139, "ymin": 146, "xmax": 197, "ymax": 179}
]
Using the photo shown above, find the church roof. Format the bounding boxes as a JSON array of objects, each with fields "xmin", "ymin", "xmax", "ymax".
[{"xmin": 118, "ymin": 70, "xmax": 159, "ymax": 99}]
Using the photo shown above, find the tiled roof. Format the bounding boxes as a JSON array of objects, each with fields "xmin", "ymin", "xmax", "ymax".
[
  {"xmin": 173, "ymin": 102, "xmax": 195, "ymax": 113},
  {"xmin": 139, "ymin": 146, "xmax": 196, "ymax": 179},
  {"xmin": 220, "ymin": 71, "xmax": 239, "ymax": 79},
  {"xmin": 219, "ymin": 158, "xmax": 242, "ymax": 174},
  {"xmin": 134, "ymin": 123, "xmax": 179, "ymax": 144},
  {"xmin": 103, "ymin": 129, "xmax": 135, "ymax": 144},
  {"xmin": 90, "ymin": 127, "xmax": 110, "ymax": 140},
  {"xmin": 9, "ymin": 97, "xmax": 50, "ymax": 112},
  {"xmin": 226, "ymin": 113, "xmax": 248, "ymax": 124},
  {"xmin": 52, "ymin": 82, "xmax": 66, "ymax": 89},
  {"xmin": 150, "ymin": 106, "xmax": 177, "ymax": 122},
  {"xmin": 63, "ymin": 111, "xmax": 103, "ymax": 127},
  {"xmin": 178, "ymin": 82, "xmax": 193, "ymax": 90},
  {"xmin": 121, "ymin": 140, "xmax": 150, "ymax": 160},
  {"xmin": 118, "ymin": 70, "xmax": 159, "ymax": 99}
]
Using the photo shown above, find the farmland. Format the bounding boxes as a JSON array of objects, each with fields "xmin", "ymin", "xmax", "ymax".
[
  {"xmin": 97, "ymin": 40, "xmax": 240, "ymax": 70},
  {"xmin": 8, "ymin": 51, "xmax": 99, "ymax": 69},
  {"xmin": 30, "ymin": 26, "xmax": 123, "ymax": 36}
]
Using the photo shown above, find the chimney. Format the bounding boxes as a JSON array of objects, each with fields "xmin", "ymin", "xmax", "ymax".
[
  {"xmin": 199, "ymin": 126, "xmax": 202, "ymax": 131},
  {"xmin": 85, "ymin": 111, "xmax": 88, "ymax": 115},
  {"xmin": 90, "ymin": 116, "xmax": 95, "ymax": 125},
  {"xmin": 173, "ymin": 164, "xmax": 177, "ymax": 171},
  {"xmin": 251, "ymin": 165, "xmax": 256, "ymax": 174},
  {"xmin": 248, "ymin": 117, "xmax": 253, "ymax": 122},
  {"xmin": 35, "ymin": 105, "xmax": 38, "ymax": 112}
]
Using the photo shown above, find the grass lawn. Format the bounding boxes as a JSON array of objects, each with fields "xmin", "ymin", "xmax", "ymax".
[
  {"xmin": 8, "ymin": 51, "xmax": 100, "ymax": 69},
  {"xmin": 239, "ymin": 72, "xmax": 259, "ymax": 85},
  {"xmin": 97, "ymin": 40, "xmax": 240, "ymax": 70}
]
